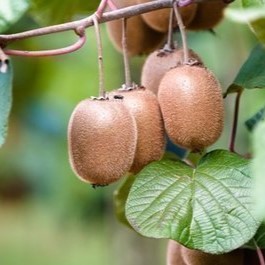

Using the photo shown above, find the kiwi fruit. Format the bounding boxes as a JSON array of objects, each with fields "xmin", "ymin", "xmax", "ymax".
[
  {"xmin": 137, "ymin": 0, "xmax": 198, "ymax": 33},
  {"xmin": 187, "ymin": 1, "xmax": 227, "ymax": 31},
  {"xmin": 108, "ymin": 86, "xmax": 165, "ymax": 173},
  {"xmin": 181, "ymin": 245, "xmax": 244, "ymax": 265},
  {"xmin": 68, "ymin": 98, "xmax": 137, "ymax": 185},
  {"xmin": 158, "ymin": 65, "xmax": 224, "ymax": 151},
  {"xmin": 106, "ymin": 0, "xmax": 166, "ymax": 56},
  {"xmin": 167, "ymin": 240, "xmax": 186, "ymax": 265},
  {"xmin": 141, "ymin": 48, "xmax": 202, "ymax": 95}
]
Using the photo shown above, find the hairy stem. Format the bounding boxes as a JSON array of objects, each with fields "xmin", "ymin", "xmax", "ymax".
[
  {"xmin": 254, "ymin": 240, "xmax": 265, "ymax": 265},
  {"xmin": 165, "ymin": 8, "xmax": 175, "ymax": 51},
  {"xmin": 92, "ymin": 16, "xmax": 105, "ymax": 98},
  {"xmin": 229, "ymin": 90, "xmax": 242, "ymax": 153},
  {"xmin": 173, "ymin": 1, "xmax": 189, "ymax": 63},
  {"xmin": 122, "ymin": 18, "xmax": 132, "ymax": 89}
]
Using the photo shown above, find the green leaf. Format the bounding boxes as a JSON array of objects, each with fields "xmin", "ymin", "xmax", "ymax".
[
  {"xmin": 245, "ymin": 106, "xmax": 265, "ymax": 132},
  {"xmin": 252, "ymin": 120, "xmax": 265, "ymax": 220},
  {"xmin": 233, "ymin": 44, "xmax": 265, "ymax": 90},
  {"xmin": 30, "ymin": 0, "xmax": 100, "ymax": 26},
  {"xmin": 0, "ymin": 60, "xmax": 13, "ymax": 147},
  {"xmin": 0, "ymin": 0, "xmax": 29, "ymax": 33},
  {"xmin": 126, "ymin": 150, "xmax": 260, "ymax": 254},
  {"xmin": 113, "ymin": 174, "xmax": 136, "ymax": 229}
]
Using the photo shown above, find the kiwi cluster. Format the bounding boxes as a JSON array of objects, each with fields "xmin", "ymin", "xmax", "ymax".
[
  {"xmin": 68, "ymin": 0, "xmax": 227, "ymax": 185},
  {"xmin": 107, "ymin": 0, "xmax": 230, "ymax": 56},
  {"xmin": 167, "ymin": 240, "xmax": 244, "ymax": 265},
  {"xmin": 68, "ymin": 86, "xmax": 166, "ymax": 186}
]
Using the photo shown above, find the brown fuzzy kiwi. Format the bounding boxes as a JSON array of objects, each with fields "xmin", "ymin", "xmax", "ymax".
[
  {"xmin": 68, "ymin": 98, "xmax": 137, "ymax": 185},
  {"xmin": 141, "ymin": 48, "xmax": 202, "ymax": 95},
  {"xmin": 106, "ymin": 0, "xmax": 166, "ymax": 56},
  {"xmin": 167, "ymin": 240, "xmax": 186, "ymax": 265},
  {"xmin": 109, "ymin": 87, "xmax": 165, "ymax": 173},
  {"xmin": 187, "ymin": 1, "xmax": 227, "ymax": 31},
  {"xmin": 181, "ymin": 245, "xmax": 244, "ymax": 265},
  {"xmin": 158, "ymin": 65, "xmax": 224, "ymax": 151},
  {"xmin": 137, "ymin": 0, "xmax": 197, "ymax": 32}
]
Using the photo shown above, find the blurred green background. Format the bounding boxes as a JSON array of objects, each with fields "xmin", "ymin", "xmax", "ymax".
[{"xmin": 0, "ymin": 2, "xmax": 265, "ymax": 265}]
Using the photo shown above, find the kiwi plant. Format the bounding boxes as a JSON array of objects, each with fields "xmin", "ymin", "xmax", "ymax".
[
  {"xmin": 106, "ymin": 0, "xmax": 166, "ymax": 56},
  {"xmin": 1, "ymin": 0, "xmax": 264, "ymax": 265},
  {"xmin": 158, "ymin": 64, "xmax": 224, "ymax": 151},
  {"xmin": 67, "ymin": 98, "xmax": 137, "ymax": 185},
  {"xmin": 137, "ymin": 0, "xmax": 198, "ymax": 32},
  {"xmin": 108, "ymin": 86, "xmax": 165, "ymax": 173}
]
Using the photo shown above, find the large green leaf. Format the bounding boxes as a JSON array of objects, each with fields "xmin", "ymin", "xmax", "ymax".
[
  {"xmin": 245, "ymin": 222, "xmax": 265, "ymax": 248},
  {"xmin": 0, "ymin": 60, "xmax": 13, "ymax": 147},
  {"xmin": 0, "ymin": 0, "xmax": 29, "ymax": 33},
  {"xmin": 252, "ymin": 120, "xmax": 265, "ymax": 220},
  {"xmin": 126, "ymin": 150, "xmax": 260, "ymax": 254},
  {"xmin": 226, "ymin": 45, "xmax": 265, "ymax": 95},
  {"xmin": 30, "ymin": 0, "xmax": 100, "ymax": 26}
]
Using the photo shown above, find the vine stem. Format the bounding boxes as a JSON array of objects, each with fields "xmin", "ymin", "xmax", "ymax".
[
  {"xmin": 229, "ymin": 90, "xmax": 242, "ymax": 153},
  {"xmin": 254, "ymin": 240, "xmax": 265, "ymax": 265},
  {"xmin": 0, "ymin": 0, "xmax": 174, "ymax": 47},
  {"xmin": 4, "ymin": 27, "xmax": 86, "ymax": 57},
  {"xmin": 92, "ymin": 15, "xmax": 105, "ymax": 98},
  {"xmin": 96, "ymin": 0, "xmax": 117, "ymax": 18},
  {"xmin": 122, "ymin": 18, "xmax": 132, "ymax": 89},
  {"xmin": 173, "ymin": 1, "xmax": 189, "ymax": 63}
]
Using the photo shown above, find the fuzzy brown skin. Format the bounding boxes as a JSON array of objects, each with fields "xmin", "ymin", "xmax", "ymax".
[
  {"xmin": 106, "ymin": 0, "xmax": 166, "ymax": 56},
  {"xmin": 187, "ymin": 1, "xmax": 227, "ymax": 31},
  {"xmin": 141, "ymin": 48, "xmax": 202, "ymax": 95},
  {"xmin": 68, "ymin": 99, "xmax": 137, "ymax": 185},
  {"xmin": 109, "ymin": 87, "xmax": 165, "ymax": 173},
  {"xmin": 158, "ymin": 65, "xmax": 224, "ymax": 151},
  {"xmin": 137, "ymin": 0, "xmax": 197, "ymax": 33},
  {"xmin": 167, "ymin": 240, "xmax": 186, "ymax": 265},
  {"xmin": 181, "ymin": 246, "xmax": 244, "ymax": 265}
]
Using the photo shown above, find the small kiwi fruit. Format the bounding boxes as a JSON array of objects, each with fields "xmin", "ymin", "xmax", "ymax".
[
  {"xmin": 108, "ymin": 86, "xmax": 165, "ymax": 173},
  {"xmin": 167, "ymin": 240, "xmax": 186, "ymax": 265},
  {"xmin": 158, "ymin": 65, "xmax": 224, "ymax": 151},
  {"xmin": 68, "ymin": 98, "xmax": 137, "ymax": 185},
  {"xmin": 181, "ymin": 245, "xmax": 244, "ymax": 265},
  {"xmin": 137, "ymin": 0, "xmax": 198, "ymax": 32},
  {"xmin": 187, "ymin": 1, "xmax": 227, "ymax": 31},
  {"xmin": 141, "ymin": 48, "xmax": 202, "ymax": 95},
  {"xmin": 106, "ymin": 0, "xmax": 166, "ymax": 56}
]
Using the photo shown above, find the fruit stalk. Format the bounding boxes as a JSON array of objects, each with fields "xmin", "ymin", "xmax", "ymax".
[
  {"xmin": 254, "ymin": 239, "xmax": 265, "ymax": 265},
  {"xmin": 173, "ymin": 1, "xmax": 189, "ymax": 63},
  {"xmin": 165, "ymin": 8, "xmax": 175, "ymax": 51},
  {"xmin": 92, "ymin": 15, "xmax": 106, "ymax": 98},
  {"xmin": 122, "ymin": 18, "xmax": 132, "ymax": 88},
  {"xmin": 229, "ymin": 90, "xmax": 242, "ymax": 153}
]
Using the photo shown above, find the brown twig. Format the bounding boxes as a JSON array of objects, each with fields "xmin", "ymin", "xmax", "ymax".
[
  {"xmin": 0, "ymin": 0, "xmax": 173, "ymax": 48},
  {"xmin": 4, "ymin": 27, "xmax": 86, "ymax": 57},
  {"xmin": 229, "ymin": 90, "xmax": 242, "ymax": 153}
]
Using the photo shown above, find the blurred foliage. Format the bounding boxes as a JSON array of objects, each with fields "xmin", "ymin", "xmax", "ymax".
[
  {"xmin": 30, "ymin": 0, "xmax": 100, "ymax": 25},
  {"xmin": 0, "ymin": 0, "xmax": 29, "ymax": 33}
]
